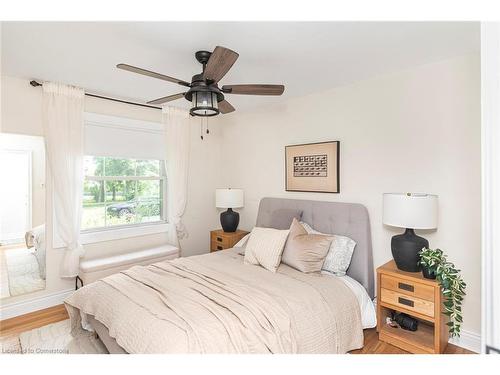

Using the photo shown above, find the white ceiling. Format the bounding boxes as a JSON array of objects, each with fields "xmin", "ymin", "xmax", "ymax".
[{"xmin": 1, "ymin": 22, "xmax": 479, "ymax": 112}]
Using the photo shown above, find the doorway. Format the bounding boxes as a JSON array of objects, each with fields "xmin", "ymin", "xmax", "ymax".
[{"xmin": 0, "ymin": 150, "xmax": 32, "ymax": 244}]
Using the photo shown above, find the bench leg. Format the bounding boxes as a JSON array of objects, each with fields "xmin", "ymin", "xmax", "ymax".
[{"xmin": 75, "ymin": 276, "xmax": 84, "ymax": 290}]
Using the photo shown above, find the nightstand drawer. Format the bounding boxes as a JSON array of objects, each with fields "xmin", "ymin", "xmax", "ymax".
[
  {"xmin": 210, "ymin": 241, "xmax": 227, "ymax": 251},
  {"xmin": 381, "ymin": 274, "xmax": 435, "ymax": 302},
  {"xmin": 380, "ymin": 288, "xmax": 435, "ymax": 318},
  {"xmin": 210, "ymin": 230, "xmax": 250, "ymax": 253},
  {"xmin": 210, "ymin": 233, "xmax": 230, "ymax": 248}
]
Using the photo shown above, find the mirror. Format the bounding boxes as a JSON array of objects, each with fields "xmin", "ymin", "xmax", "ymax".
[{"xmin": 0, "ymin": 133, "xmax": 46, "ymax": 299}]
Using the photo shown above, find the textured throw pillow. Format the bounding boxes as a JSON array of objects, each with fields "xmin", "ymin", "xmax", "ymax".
[
  {"xmin": 300, "ymin": 221, "xmax": 357, "ymax": 276},
  {"xmin": 281, "ymin": 219, "xmax": 333, "ymax": 273},
  {"xmin": 260, "ymin": 208, "xmax": 303, "ymax": 230},
  {"xmin": 244, "ymin": 227, "xmax": 290, "ymax": 272}
]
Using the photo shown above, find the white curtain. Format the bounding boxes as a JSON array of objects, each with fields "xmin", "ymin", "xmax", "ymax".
[
  {"xmin": 42, "ymin": 82, "xmax": 85, "ymax": 278},
  {"xmin": 162, "ymin": 107, "xmax": 191, "ymax": 248}
]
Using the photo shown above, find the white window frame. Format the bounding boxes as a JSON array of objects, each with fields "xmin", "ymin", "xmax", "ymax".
[
  {"xmin": 80, "ymin": 113, "xmax": 168, "ymax": 245},
  {"xmin": 81, "ymin": 157, "xmax": 168, "ymax": 244}
]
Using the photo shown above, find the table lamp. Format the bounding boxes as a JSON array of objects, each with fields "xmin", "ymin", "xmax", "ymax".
[
  {"xmin": 215, "ymin": 188, "xmax": 244, "ymax": 232},
  {"xmin": 383, "ymin": 193, "xmax": 438, "ymax": 272}
]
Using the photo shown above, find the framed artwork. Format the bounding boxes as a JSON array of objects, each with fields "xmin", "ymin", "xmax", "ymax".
[{"xmin": 285, "ymin": 141, "xmax": 340, "ymax": 193}]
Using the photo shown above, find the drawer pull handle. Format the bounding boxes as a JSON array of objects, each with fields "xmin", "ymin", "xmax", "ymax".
[
  {"xmin": 398, "ymin": 297, "xmax": 414, "ymax": 307},
  {"xmin": 398, "ymin": 282, "xmax": 414, "ymax": 292},
  {"xmin": 217, "ymin": 245, "xmax": 223, "ymax": 250},
  {"xmin": 216, "ymin": 237, "xmax": 223, "ymax": 242}
]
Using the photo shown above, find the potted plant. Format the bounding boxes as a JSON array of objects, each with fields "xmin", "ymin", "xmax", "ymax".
[
  {"xmin": 418, "ymin": 248, "xmax": 466, "ymax": 337},
  {"xmin": 418, "ymin": 247, "xmax": 443, "ymax": 279}
]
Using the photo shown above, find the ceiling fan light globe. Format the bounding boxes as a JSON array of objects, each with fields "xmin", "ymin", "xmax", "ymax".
[{"xmin": 190, "ymin": 91, "xmax": 219, "ymax": 117}]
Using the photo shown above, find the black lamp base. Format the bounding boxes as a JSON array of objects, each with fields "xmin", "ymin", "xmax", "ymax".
[
  {"xmin": 391, "ymin": 228, "xmax": 429, "ymax": 272},
  {"xmin": 220, "ymin": 208, "xmax": 239, "ymax": 232}
]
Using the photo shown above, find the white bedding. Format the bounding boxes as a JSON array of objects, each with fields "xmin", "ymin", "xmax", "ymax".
[
  {"xmin": 25, "ymin": 224, "xmax": 46, "ymax": 280},
  {"xmin": 234, "ymin": 234, "xmax": 376, "ymax": 329},
  {"xmin": 322, "ymin": 271, "xmax": 377, "ymax": 329},
  {"xmin": 66, "ymin": 249, "xmax": 364, "ymax": 353}
]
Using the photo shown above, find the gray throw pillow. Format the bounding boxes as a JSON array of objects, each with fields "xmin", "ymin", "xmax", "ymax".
[{"xmin": 266, "ymin": 208, "xmax": 303, "ymax": 230}]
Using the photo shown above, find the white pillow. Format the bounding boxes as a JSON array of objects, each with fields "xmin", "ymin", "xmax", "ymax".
[
  {"xmin": 244, "ymin": 227, "xmax": 290, "ymax": 272},
  {"xmin": 234, "ymin": 233, "xmax": 250, "ymax": 248},
  {"xmin": 234, "ymin": 233, "xmax": 251, "ymax": 256},
  {"xmin": 300, "ymin": 221, "xmax": 356, "ymax": 276}
]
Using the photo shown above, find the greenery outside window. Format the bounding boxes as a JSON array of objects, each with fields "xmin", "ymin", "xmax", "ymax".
[{"xmin": 82, "ymin": 156, "xmax": 166, "ymax": 231}]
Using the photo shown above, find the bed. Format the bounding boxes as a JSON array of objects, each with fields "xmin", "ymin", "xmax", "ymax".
[
  {"xmin": 65, "ymin": 197, "xmax": 375, "ymax": 354},
  {"xmin": 25, "ymin": 224, "xmax": 46, "ymax": 280}
]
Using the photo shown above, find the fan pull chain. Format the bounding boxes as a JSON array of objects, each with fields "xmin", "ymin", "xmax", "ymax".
[{"xmin": 199, "ymin": 118, "xmax": 210, "ymax": 140}]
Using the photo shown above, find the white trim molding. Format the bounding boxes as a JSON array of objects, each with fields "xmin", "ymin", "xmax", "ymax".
[
  {"xmin": 84, "ymin": 112, "xmax": 163, "ymax": 134},
  {"xmin": 0, "ymin": 288, "xmax": 74, "ymax": 320},
  {"xmin": 481, "ymin": 22, "xmax": 500, "ymax": 354},
  {"xmin": 449, "ymin": 330, "xmax": 481, "ymax": 353},
  {"xmin": 80, "ymin": 222, "xmax": 169, "ymax": 244}
]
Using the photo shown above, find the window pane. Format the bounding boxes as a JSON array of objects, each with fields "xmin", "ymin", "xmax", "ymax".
[
  {"xmin": 82, "ymin": 180, "xmax": 106, "ymax": 229},
  {"xmin": 104, "ymin": 157, "xmax": 136, "ymax": 177},
  {"xmin": 82, "ymin": 155, "xmax": 165, "ymax": 231},
  {"xmin": 84, "ymin": 156, "xmax": 103, "ymax": 176},
  {"xmin": 136, "ymin": 159, "xmax": 160, "ymax": 177},
  {"xmin": 135, "ymin": 180, "xmax": 162, "ymax": 224},
  {"xmin": 105, "ymin": 180, "xmax": 136, "ymax": 226}
]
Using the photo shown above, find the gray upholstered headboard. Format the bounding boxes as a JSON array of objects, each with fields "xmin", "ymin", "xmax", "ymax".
[{"xmin": 256, "ymin": 197, "xmax": 374, "ymax": 298}]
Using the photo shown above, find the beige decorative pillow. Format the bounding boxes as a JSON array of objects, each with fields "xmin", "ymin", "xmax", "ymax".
[
  {"xmin": 244, "ymin": 227, "xmax": 290, "ymax": 272},
  {"xmin": 300, "ymin": 221, "xmax": 356, "ymax": 276},
  {"xmin": 281, "ymin": 219, "xmax": 333, "ymax": 273}
]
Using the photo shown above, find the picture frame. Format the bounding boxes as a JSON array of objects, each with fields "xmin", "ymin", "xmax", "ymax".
[{"xmin": 285, "ymin": 141, "xmax": 340, "ymax": 193}]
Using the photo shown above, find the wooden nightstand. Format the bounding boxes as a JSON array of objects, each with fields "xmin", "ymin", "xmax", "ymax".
[
  {"xmin": 210, "ymin": 229, "xmax": 249, "ymax": 252},
  {"xmin": 377, "ymin": 260, "xmax": 448, "ymax": 354}
]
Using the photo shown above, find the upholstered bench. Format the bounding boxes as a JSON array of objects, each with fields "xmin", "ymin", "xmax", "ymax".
[{"xmin": 78, "ymin": 245, "xmax": 179, "ymax": 286}]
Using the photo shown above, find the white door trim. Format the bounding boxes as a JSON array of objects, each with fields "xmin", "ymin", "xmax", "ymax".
[{"xmin": 481, "ymin": 21, "xmax": 500, "ymax": 354}]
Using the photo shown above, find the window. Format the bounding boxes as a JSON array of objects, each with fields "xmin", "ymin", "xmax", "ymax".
[{"xmin": 82, "ymin": 156, "xmax": 166, "ymax": 231}]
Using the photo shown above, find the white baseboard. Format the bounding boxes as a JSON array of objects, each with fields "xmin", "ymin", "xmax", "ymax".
[
  {"xmin": 0, "ymin": 288, "xmax": 74, "ymax": 320},
  {"xmin": 449, "ymin": 329, "xmax": 481, "ymax": 353}
]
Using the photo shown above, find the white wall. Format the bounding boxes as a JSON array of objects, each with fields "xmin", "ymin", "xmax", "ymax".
[
  {"xmin": 0, "ymin": 54, "xmax": 482, "ymax": 343},
  {"xmin": 0, "ymin": 75, "xmax": 221, "ymax": 307},
  {"xmin": 218, "ymin": 55, "xmax": 481, "ymax": 337}
]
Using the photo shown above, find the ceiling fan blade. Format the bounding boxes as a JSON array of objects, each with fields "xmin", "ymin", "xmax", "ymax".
[
  {"xmin": 203, "ymin": 46, "xmax": 239, "ymax": 83},
  {"xmin": 218, "ymin": 100, "xmax": 235, "ymax": 114},
  {"xmin": 117, "ymin": 64, "xmax": 190, "ymax": 87},
  {"xmin": 222, "ymin": 84, "xmax": 285, "ymax": 96},
  {"xmin": 147, "ymin": 93, "xmax": 186, "ymax": 105}
]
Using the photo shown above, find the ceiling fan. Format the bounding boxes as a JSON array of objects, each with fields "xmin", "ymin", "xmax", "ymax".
[{"xmin": 117, "ymin": 46, "xmax": 285, "ymax": 117}]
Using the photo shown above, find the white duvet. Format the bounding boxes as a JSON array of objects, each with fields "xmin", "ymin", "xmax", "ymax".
[
  {"xmin": 234, "ymin": 234, "xmax": 376, "ymax": 329},
  {"xmin": 323, "ymin": 272, "xmax": 377, "ymax": 329}
]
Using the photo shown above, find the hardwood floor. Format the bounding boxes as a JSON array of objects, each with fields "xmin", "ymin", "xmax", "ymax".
[
  {"xmin": 350, "ymin": 328, "xmax": 475, "ymax": 354},
  {"xmin": 0, "ymin": 305, "xmax": 474, "ymax": 354},
  {"xmin": 1, "ymin": 304, "xmax": 68, "ymax": 338},
  {"xmin": 0, "ymin": 304, "xmax": 68, "ymax": 353}
]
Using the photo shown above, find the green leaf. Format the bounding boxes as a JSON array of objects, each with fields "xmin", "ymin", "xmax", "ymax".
[{"xmin": 419, "ymin": 248, "xmax": 466, "ymax": 336}]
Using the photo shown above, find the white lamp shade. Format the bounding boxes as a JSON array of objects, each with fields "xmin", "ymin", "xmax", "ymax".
[
  {"xmin": 383, "ymin": 193, "xmax": 438, "ymax": 229},
  {"xmin": 215, "ymin": 188, "xmax": 244, "ymax": 208}
]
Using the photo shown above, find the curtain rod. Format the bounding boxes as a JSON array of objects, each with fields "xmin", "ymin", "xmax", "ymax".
[{"xmin": 29, "ymin": 80, "xmax": 162, "ymax": 110}]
